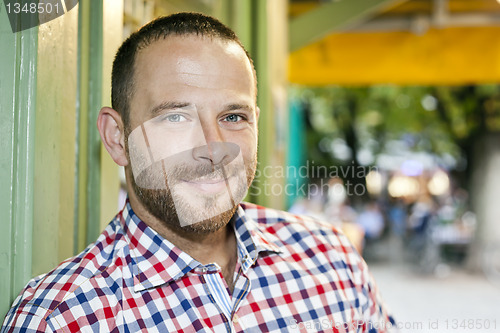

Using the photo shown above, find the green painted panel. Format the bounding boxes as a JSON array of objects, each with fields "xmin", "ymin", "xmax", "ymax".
[
  {"xmin": 0, "ymin": 12, "xmax": 17, "ymax": 318},
  {"xmin": 32, "ymin": 5, "xmax": 78, "ymax": 277},
  {"xmin": 253, "ymin": 0, "xmax": 273, "ymax": 208},
  {"xmin": 76, "ymin": 1, "xmax": 90, "ymax": 252},
  {"xmin": 76, "ymin": 1, "xmax": 103, "ymax": 250},
  {"xmin": 0, "ymin": 10, "xmax": 18, "ymax": 318},
  {"xmin": 100, "ymin": 0, "xmax": 123, "ymax": 230},
  {"xmin": 231, "ymin": 0, "xmax": 252, "ymax": 53},
  {"xmin": 85, "ymin": 1, "xmax": 103, "ymax": 245},
  {"xmin": 0, "ymin": 7, "xmax": 37, "ymax": 319},
  {"xmin": 249, "ymin": 0, "xmax": 288, "ymax": 209}
]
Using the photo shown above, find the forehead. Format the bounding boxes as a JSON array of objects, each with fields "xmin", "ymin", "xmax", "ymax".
[{"xmin": 133, "ymin": 35, "xmax": 255, "ymax": 94}]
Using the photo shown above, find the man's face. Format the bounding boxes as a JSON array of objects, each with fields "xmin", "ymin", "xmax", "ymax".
[{"xmin": 125, "ymin": 35, "xmax": 258, "ymax": 234}]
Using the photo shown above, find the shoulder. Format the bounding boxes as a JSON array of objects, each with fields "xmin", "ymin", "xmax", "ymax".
[
  {"xmin": 240, "ymin": 203, "xmax": 395, "ymax": 326},
  {"xmin": 240, "ymin": 203, "xmax": 369, "ymax": 304},
  {"xmin": 2, "ymin": 215, "xmax": 128, "ymax": 330},
  {"xmin": 241, "ymin": 202, "xmax": 348, "ymax": 240},
  {"xmin": 240, "ymin": 202, "xmax": 357, "ymax": 258}
]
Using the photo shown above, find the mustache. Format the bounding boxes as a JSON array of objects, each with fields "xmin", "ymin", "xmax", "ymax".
[
  {"xmin": 163, "ymin": 161, "xmax": 241, "ymax": 183},
  {"xmin": 133, "ymin": 158, "xmax": 247, "ymax": 190}
]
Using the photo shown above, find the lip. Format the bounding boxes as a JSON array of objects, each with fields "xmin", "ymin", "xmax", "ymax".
[
  {"xmin": 182, "ymin": 178, "xmax": 229, "ymax": 193},
  {"xmin": 186, "ymin": 177, "xmax": 226, "ymax": 184}
]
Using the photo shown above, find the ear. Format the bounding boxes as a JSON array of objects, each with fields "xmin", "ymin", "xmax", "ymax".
[{"xmin": 97, "ymin": 107, "xmax": 129, "ymax": 166}]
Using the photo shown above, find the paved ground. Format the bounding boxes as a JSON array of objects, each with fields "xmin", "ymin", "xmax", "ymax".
[{"xmin": 369, "ymin": 262, "xmax": 500, "ymax": 333}]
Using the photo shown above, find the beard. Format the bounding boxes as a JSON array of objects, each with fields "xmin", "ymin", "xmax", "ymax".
[{"xmin": 127, "ymin": 140, "xmax": 257, "ymax": 235}]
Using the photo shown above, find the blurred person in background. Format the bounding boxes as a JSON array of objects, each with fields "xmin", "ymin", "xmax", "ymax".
[{"xmin": 324, "ymin": 177, "xmax": 364, "ymax": 253}]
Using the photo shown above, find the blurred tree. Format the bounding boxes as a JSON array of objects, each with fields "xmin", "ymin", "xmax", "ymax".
[
  {"xmin": 293, "ymin": 84, "xmax": 500, "ymax": 269},
  {"xmin": 295, "ymin": 85, "xmax": 500, "ymax": 187},
  {"xmin": 294, "ymin": 85, "xmax": 462, "ymax": 204}
]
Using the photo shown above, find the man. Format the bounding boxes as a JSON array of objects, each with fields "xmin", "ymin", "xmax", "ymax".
[{"xmin": 2, "ymin": 13, "xmax": 395, "ymax": 332}]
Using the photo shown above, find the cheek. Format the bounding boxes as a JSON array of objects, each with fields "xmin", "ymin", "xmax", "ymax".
[
  {"xmin": 236, "ymin": 138, "xmax": 258, "ymax": 166},
  {"xmin": 225, "ymin": 130, "xmax": 257, "ymax": 151},
  {"xmin": 226, "ymin": 122, "xmax": 258, "ymax": 144},
  {"xmin": 143, "ymin": 123, "xmax": 208, "ymax": 160}
]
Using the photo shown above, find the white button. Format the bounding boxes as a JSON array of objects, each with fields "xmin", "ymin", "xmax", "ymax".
[
  {"xmin": 201, "ymin": 267, "xmax": 208, "ymax": 273},
  {"xmin": 232, "ymin": 314, "xmax": 239, "ymax": 324}
]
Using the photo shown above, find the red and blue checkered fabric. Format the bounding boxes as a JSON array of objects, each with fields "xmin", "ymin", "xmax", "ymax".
[{"xmin": 2, "ymin": 201, "xmax": 395, "ymax": 332}]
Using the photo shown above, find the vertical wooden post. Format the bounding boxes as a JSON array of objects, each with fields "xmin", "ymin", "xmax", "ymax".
[
  {"xmin": 0, "ymin": 8, "xmax": 37, "ymax": 319},
  {"xmin": 252, "ymin": 0, "xmax": 288, "ymax": 209},
  {"xmin": 77, "ymin": 0, "xmax": 103, "ymax": 249},
  {"xmin": 32, "ymin": 3, "xmax": 79, "ymax": 277}
]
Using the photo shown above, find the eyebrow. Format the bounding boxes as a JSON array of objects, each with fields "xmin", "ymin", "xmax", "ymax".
[
  {"xmin": 149, "ymin": 101, "xmax": 193, "ymax": 116},
  {"xmin": 223, "ymin": 103, "xmax": 254, "ymax": 113},
  {"xmin": 149, "ymin": 101, "xmax": 255, "ymax": 116}
]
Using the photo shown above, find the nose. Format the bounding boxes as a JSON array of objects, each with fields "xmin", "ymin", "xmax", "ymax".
[
  {"xmin": 192, "ymin": 118, "xmax": 229, "ymax": 165},
  {"xmin": 192, "ymin": 141, "xmax": 239, "ymax": 166}
]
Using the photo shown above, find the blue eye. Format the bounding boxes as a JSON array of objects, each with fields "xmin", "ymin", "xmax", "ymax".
[
  {"xmin": 166, "ymin": 114, "xmax": 184, "ymax": 122},
  {"xmin": 224, "ymin": 114, "xmax": 242, "ymax": 122}
]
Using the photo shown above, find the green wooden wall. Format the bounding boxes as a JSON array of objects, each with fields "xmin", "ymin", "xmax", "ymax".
[
  {"xmin": 0, "ymin": 1, "xmax": 122, "ymax": 320},
  {"xmin": 32, "ymin": 2, "xmax": 79, "ymax": 278},
  {"xmin": 0, "ymin": 7, "xmax": 38, "ymax": 319}
]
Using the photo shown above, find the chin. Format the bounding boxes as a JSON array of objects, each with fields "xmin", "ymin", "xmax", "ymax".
[
  {"xmin": 162, "ymin": 205, "xmax": 238, "ymax": 237},
  {"xmin": 132, "ymin": 180, "xmax": 240, "ymax": 236}
]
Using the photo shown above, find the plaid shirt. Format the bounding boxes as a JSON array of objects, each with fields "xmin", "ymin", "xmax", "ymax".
[{"xmin": 2, "ymin": 201, "xmax": 395, "ymax": 333}]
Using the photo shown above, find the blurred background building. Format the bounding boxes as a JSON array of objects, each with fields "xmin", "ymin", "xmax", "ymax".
[{"xmin": 2, "ymin": 0, "xmax": 500, "ymax": 328}]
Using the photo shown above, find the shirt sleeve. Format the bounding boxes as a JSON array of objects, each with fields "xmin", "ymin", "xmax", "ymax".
[
  {"xmin": 1, "ymin": 307, "xmax": 53, "ymax": 333},
  {"xmin": 1, "ymin": 280, "xmax": 60, "ymax": 333},
  {"xmin": 358, "ymin": 257, "xmax": 398, "ymax": 333},
  {"xmin": 327, "ymin": 227, "xmax": 397, "ymax": 333}
]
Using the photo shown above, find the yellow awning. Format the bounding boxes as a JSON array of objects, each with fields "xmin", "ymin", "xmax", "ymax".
[{"xmin": 289, "ymin": 26, "xmax": 500, "ymax": 86}]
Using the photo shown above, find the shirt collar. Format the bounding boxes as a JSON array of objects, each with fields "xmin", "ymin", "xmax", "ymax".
[
  {"xmin": 233, "ymin": 205, "xmax": 283, "ymax": 272},
  {"xmin": 120, "ymin": 200, "xmax": 282, "ymax": 292},
  {"xmin": 120, "ymin": 201, "xmax": 198, "ymax": 292}
]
